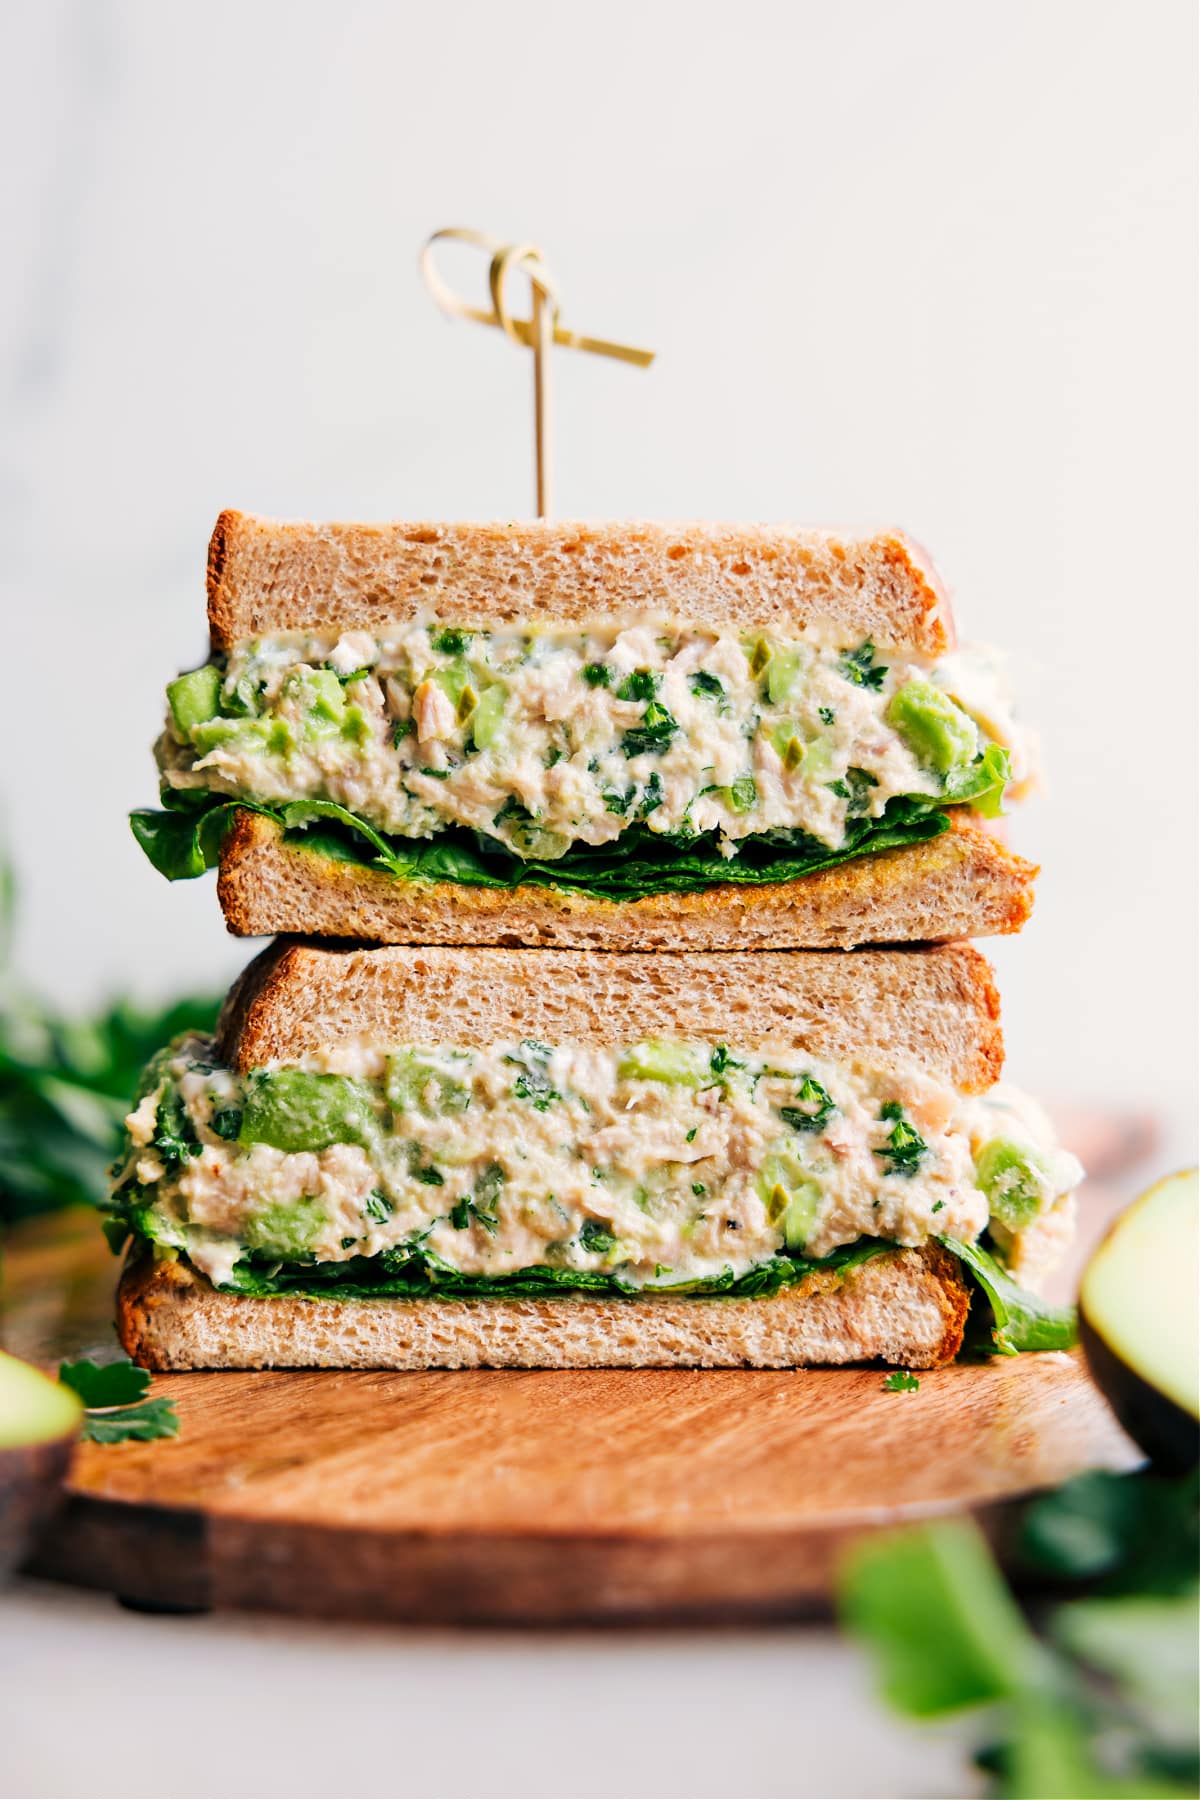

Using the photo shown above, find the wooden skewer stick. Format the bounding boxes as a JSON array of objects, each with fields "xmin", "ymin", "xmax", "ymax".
[{"xmin": 421, "ymin": 227, "xmax": 655, "ymax": 520}]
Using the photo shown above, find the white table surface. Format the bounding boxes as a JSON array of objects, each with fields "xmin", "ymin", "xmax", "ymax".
[{"xmin": 1, "ymin": 1577, "xmax": 975, "ymax": 1800}]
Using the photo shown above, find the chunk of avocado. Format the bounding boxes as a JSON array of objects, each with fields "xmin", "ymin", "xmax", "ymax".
[
  {"xmin": 975, "ymin": 1138, "xmax": 1050, "ymax": 1231},
  {"xmin": 769, "ymin": 720, "xmax": 832, "ymax": 776},
  {"xmin": 767, "ymin": 646, "xmax": 806, "ymax": 705},
  {"xmin": 1080, "ymin": 1169, "xmax": 1199, "ymax": 1471},
  {"xmin": 433, "ymin": 660, "xmax": 472, "ymax": 711},
  {"xmin": 886, "ymin": 680, "xmax": 979, "ymax": 774},
  {"xmin": 188, "ymin": 717, "xmax": 273, "ymax": 756},
  {"xmin": 0, "ymin": 1352, "xmax": 83, "ymax": 1581},
  {"xmin": 754, "ymin": 1154, "xmax": 821, "ymax": 1251},
  {"xmin": 238, "ymin": 1069, "xmax": 378, "ymax": 1152},
  {"xmin": 283, "ymin": 668, "xmax": 346, "ymax": 737},
  {"xmin": 471, "ymin": 683, "xmax": 507, "ymax": 751},
  {"xmin": 167, "ymin": 666, "xmax": 223, "ymax": 734},
  {"xmin": 244, "ymin": 1196, "xmax": 327, "ymax": 1259},
  {"xmin": 385, "ymin": 1051, "xmax": 471, "ymax": 1115},
  {"xmin": 617, "ymin": 1040, "xmax": 706, "ymax": 1085}
]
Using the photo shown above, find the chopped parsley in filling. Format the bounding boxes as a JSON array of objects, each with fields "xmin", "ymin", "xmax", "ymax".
[
  {"xmin": 146, "ymin": 625, "xmax": 1030, "ymax": 880},
  {"xmin": 108, "ymin": 1033, "xmax": 1080, "ymax": 1296}
]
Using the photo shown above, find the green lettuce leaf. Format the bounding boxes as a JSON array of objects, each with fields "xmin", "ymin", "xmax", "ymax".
[
  {"xmin": 129, "ymin": 744, "xmax": 1010, "ymax": 900},
  {"xmin": 942, "ymin": 1234, "xmax": 1078, "ymax": 1354},
  {"xmin": 207, "ymin": 1235, "xmax": 891, "ymax": 1302}
]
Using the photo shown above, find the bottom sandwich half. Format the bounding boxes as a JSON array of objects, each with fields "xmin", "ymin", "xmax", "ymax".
[{"xmin": 106, "ymin": 940, "xmax": 1082, "ymax": 1372}]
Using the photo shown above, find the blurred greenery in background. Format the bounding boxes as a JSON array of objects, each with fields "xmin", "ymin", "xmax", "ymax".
[
  {"xmin": 0, "ymin": 862, "xmax": 221, "ymax": 1224},
  {"xmin": 841, "ymin": 1467, "xmax": 1199, "ymax": 1798}
]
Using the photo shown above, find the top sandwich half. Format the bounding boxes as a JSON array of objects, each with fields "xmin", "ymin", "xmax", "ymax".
[{"xmin": 132, "ymin": 513, "xmax": 1038, "ymax": 950}]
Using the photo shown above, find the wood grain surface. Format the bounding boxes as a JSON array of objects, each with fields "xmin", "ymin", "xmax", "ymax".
[{"xmin": 2, "ymin": 1206, "xmax": 1139, "ymax": 1626}]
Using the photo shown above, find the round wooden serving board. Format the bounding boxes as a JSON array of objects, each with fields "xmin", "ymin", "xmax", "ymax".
[{"xmin": 5, "ymin": 1208, "xmax": 1139, "ymax": 1626}]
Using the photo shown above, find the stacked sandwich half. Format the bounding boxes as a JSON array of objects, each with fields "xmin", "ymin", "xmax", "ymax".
[{"xmin": 111, "ymin": 514, "xmax": 1081, "ymax": 1369}]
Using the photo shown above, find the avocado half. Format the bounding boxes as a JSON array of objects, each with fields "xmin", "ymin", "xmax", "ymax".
[
  {"xmin": 1080, "ymin": 1170, "xmax": 1199, "ymax": 1472},
  {"xmin": 0, "ymin": 1350, "xmax": 84, "ymax": 1579}
]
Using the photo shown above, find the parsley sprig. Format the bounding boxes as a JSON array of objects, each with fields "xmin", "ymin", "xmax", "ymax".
[
  {"xmin": 875, "ymin": 1101, "xmax": 929, "ymax": 1178},
  {"xmin": 838, "ymin": 641, "xmax": 887, "ymax": 690},
  {"xmin": 58, "ymin": 1358, "xmax": 179, "ymax": 1444},
  {"xmin": 781, "ymin": 1074, "xmax": 836, "ymax": 1135}
]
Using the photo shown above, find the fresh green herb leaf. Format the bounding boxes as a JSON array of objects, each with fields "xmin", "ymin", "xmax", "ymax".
[
  {"xmin": 450, "ymin": 1198, "xmax": 471, "ymax": 1230},
  {"xmin": 504, "ymin": 1040, "xmax": 560, "ymax": 1111},
  {"xmin": 431, "ymin": 629, "xmax": 470, "ymax": 655},
  {"xmin": 709, "ymin": 1044, "xmax": 744, "ymax": 1076},
  {"xmin": 580, "ymin": 1218, "xmax": 618, "ymax": 1254},
  {"xmin": 391, "ymin": 718, "xmax": 414, "ymax": 745},
  {"xmin": 818, "ymin": 706, "xmax": 835, "ymax": 724},
  {"xmin": 839, "ymin": 642, "xmax": 887, "ymax": 690},
  {"xmin": 1019, "ymin": 1469, "xmax": 1200, "ymax": 1594},
  {"xmin": 781, "ymin": 1074, "xmax": 836, "ymax": 1135},
  {"xmin": 603, "ymin": 790, "xmax": 631, "ymax": 816},
  {"xmin": 493, "ymin": 795, "xmax": 537, "ymax": 828},
  {"xmin": 875, "ymin": 1101, "xmax": 929, "ymax": 1178},
  {"xmin": 639, "ymin": 771, "xmax": 665, "ymax": 816},
  {"xmin": 416, "ymin": 1165, "xmax": 444, "ymax": 1186},
  {"xmin": 689, "ymin": 671, "xmax": 726, "ymax": 699},
  {"xmin": 152, "ymin": 1088, "xmax": 201, "ymax": 1170},
  {"xmin": 582, "ymin": 662, "xmax": 610, "ymax": 687},
  {"xmin": 81, "ymin": 1397, "xmax": 180, "ymax": 1445},
  {"xmin": 844, "ymin": 766, "xmax": 879, "ymax": 818},
  {"xmin": 616, "ymin": 669, "xmax": 659, "ymax": 701},
  {"xmin": 692, "ymin": 1182, "xmax": 706, "ymax": 1197},
  {"xmin": 839, "ymin": 1518, "xmax": 1040, "ymax": 1716},
  {"xmin": 59, "ymin": 1358, "xmax": 150, "ymax": 1407},
  {"xmin": 621, "ymin": 700, "xmax": 677, "ymax": 758},
  {"xmin": 364, "ymin": 1190, "xmax": 393, "ymax": 1222},
  {"xmin": 59, "ymin": 1357, "xmax": 179, "ymax": 1443},
  {"xmin": 335, "ymin": 667, "xmax": 373, "ymax": 687},
  {"xmin": 209, "ymin": 1103, "xmax": 243, "ymax": 1142},
  {"xmin": 884, "ymin": 1370, "xmax": 920, "ymax": 1392}
]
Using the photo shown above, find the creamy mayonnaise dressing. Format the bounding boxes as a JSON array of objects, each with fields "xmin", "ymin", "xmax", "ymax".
[
  {"xmin": 112, "ymin": 1033, "xmax": 1080, "ymax": 1291},
  {"xmin": 156, "ymin": 623, "xmax": 1034, "ymax": 859}
]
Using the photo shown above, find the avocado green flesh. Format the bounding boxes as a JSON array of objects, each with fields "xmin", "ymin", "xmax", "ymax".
[
  {"xmin": 0, "ymin": 1352, "xmax": 83, "ymax": 1450},
  {"xmin": 1081, "ymin": 1171, "xmax": 1199, "ymax": 1420}
]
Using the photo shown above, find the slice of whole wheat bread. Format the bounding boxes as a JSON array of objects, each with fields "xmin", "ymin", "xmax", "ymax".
[
  {"xmin": 116, "ymin": 1242, "xmax": 971, "ymax": 1371},
  {"xmin": 215, "ymin": 939, "xmax": 1003, "ymax": 1091},
  {"xmin": 206, "ymin": 512, "xmax": 953, "ymax": 654},
  {"xmin": 217, "ymin": 809, "xmax": 1036, "ymax": 952}
]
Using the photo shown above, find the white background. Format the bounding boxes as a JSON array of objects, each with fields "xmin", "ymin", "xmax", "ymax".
[{"xmin": 0, "ymin": 3, "xmax": 1195, "ymax": 1796}]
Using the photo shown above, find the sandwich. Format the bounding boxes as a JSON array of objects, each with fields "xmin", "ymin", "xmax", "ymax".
[
  {"xmin": 107, "ymin": 941, "xmax": 1081, "ymax": 1372},
  {"xmin": 131, "ymin": 513, "xmax": 1038, "ymax": 951}
]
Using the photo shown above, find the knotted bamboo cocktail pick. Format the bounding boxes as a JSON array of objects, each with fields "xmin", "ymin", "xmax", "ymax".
[{"xmin": 420, "ymin": 228, "xmax": 656, "ymax": 518}]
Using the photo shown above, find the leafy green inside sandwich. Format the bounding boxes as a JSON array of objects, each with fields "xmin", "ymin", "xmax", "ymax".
[
  {"xmin": 106, "ymin": 1031, "xmax": 1079, "ymax": 1354},
  {"xmin": 132, "ymin": 623, "xmax": 1032, "ymax": 898}
]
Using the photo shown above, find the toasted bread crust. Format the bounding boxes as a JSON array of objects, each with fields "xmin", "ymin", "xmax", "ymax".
[
  {"xmin": 214, "ymin": 938, "xmax": 1003, "ymax": 1091},
  {"xmin": 205, "ymin": 512, "xmax": 953, "ymax": 655},
  {"xmin": 116, "ymin": 1243, "xmax": 971, "ymax": 1372},
  {"xmin": 217, "ymin": 809, "xmax": 1036, "ymax": 953}
]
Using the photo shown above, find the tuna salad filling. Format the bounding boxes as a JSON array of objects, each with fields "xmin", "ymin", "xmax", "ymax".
[
  {"xmin": 106, "ymin": 1033, "xmax": 1081, "ymax": 1344},
  {"xmin": 133, "ymin": 623, "xmax": 1033, "ymax": 897}
]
